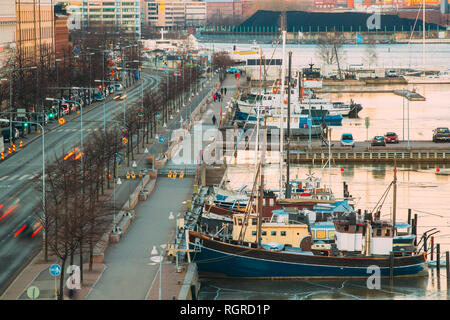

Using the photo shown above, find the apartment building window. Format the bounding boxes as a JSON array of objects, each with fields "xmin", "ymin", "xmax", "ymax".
[{"xmin": 102, "ymin": 2, "xmax": 115, "ymax": 5}]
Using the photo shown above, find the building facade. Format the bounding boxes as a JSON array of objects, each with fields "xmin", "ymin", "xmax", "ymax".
[
  {"xmin": 0, "ymin": 0, "xmax": 17, "ymax": 68},
  {"xmin": 143, "ymin": 0, "xmax": 206, "ymax": 28},
  {"xmin": 80, "ymin": 0, "xmax": 141, "ymax": 35},
  {"xmin": 15, "ymin": 0, "xmax": 55, "ymax": 66}
]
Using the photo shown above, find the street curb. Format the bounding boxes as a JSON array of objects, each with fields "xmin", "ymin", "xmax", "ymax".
[
  {"xmin": 0, "ymin": 249, "xmax": 45, "ymax": 299},
  {"xmin": 84, "ymin": 264, "xmax": 107, "ymax": 300}
]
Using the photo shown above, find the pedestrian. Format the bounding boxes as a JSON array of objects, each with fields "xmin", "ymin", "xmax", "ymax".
[
  {"xmin": 213, "ymin": 93, "xmax": 217, "ymax": 102},
  {"xmin": 212, "ymin": 115, "xmax": 216, "ymax": 126},
  {"xmin": 218, "ymin": 93, "xmax": 221, "ymax": 102},
  {"xmin": 224, "ymin": 87, "xmax": 227, "ymax": 95},
  {"xmin": 220, "ymin": 88, "xmax": 223, "ymax": 95}
]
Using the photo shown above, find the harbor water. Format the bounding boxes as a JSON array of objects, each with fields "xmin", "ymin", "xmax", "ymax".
[
  {"xmin": 198, "ymin": 163, "xmax": 450, "ymax": 300},
  {"xmin": 196, "ymin": 41, "xmax": 450, "ymax": 300}
]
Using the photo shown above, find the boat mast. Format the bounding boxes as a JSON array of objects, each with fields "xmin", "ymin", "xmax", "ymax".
[
  {"xmin": 422, "ymin": 0, "xmax": 426, "ymax": 73},
  {"xmin": 392, "ymin": 162, "xmax": 397, "ymax": 236},
  {"xmin": 422, "ymin": 0, "xmax": 425, "ymax": 75},
  {"xmin": 255, "ymin": 47, "xmax": 262, "ymax": 170},
  {"xmin": 286, "ymin": 51, "xmax": 292, "ymax": 198},
  {"xmin": 279, "ymin": 30, "xmax": 286, "ymax": 198}
]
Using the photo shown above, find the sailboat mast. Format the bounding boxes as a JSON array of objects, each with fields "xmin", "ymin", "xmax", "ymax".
[
  {"xmin": 286, "ymin": 51, "xmax": 292, "ymax": 198},
  {"xmin": 423, "ymin": 0, "xmax": 426, "ymax": 72},
  {"xmin": 279, "ymin": 30, "xmax": 286, "ymax": 198},
  {"xmin": 255, "ymin": 48, "xmax": 262, "ymax": 170},
  {"xmin": 392, "ymin": 163, "xmax": 398, "ymax": 236}
]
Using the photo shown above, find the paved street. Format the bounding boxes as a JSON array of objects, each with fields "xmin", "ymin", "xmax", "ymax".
[
  {"xmin": 86, "ymin": 177, "xmax": 193, "ymax": 300},
  {"xmin": 0, "ymin": 71, "xmax": 160, "ymax": 295}
]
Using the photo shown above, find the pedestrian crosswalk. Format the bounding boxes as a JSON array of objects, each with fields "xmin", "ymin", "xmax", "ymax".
[
  {"xmin": 0, "ymin": 174, "xmax": 40, "ymax": 182},
  {"xmin": 54, "ymin": 127, "xmax": 101, "ymax": 133}
]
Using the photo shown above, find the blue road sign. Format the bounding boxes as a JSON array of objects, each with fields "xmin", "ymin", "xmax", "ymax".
[
  {"xmin": 49, "ymin": 264, "xmax": 61, "ymax": 277},
  {"xmin": 158, "ymin": 136, "xmax": 165, "ymax": 143},
  {"xmin": 307, "ymin": 118, "xmax": 312, "ymax": 128}
]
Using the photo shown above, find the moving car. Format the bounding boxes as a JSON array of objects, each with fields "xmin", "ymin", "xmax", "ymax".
[
  {"xmin": 340, "ymin": 133, "xmax": 355, "ymax": 147},
  {"xmin": 114, "ymin": 83, "xmax": 124, "ymax": 92},
  {"xmin": 371, "ymin": 136, "xmax": 386, "ymax": 146},
  {"xmin": 384, "ymin": 132, "xmax": 399, "ymax": 144},
  {"xmin": 432, "ymin": 127, "xmax": 450, "ymax": 142}
]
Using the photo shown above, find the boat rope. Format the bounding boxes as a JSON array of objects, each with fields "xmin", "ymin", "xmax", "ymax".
[
  {"xmin": 410, "ymin": 208, "xmax": 445, "ymax": 218},
  {"xmin": 370, "ymin": 181, "xmax": 393, "ymax": 216}
]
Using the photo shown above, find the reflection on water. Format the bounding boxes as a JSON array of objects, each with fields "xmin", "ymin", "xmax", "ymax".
[
  {"xmin": 198, "ymin": 270, "xmax": 449, "ymax": 300},
  {"xmin": 198, "ymin": 163, "xmax": 450, "ymax": 300}
]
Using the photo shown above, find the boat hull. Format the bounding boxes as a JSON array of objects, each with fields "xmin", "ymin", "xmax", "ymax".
[{"xmin": 189, "ymin": 232, "xmax": 427, "ymax": 279}]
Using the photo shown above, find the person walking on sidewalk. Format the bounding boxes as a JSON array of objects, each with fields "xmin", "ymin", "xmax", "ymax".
[
  {"xmin": 220, "ymin": 87, "xmax": 223, "ymax": 95},
  {"xmin": 213, "ymin": 93, "xmax": 217, "ymax": 102},
  {"xmin": 212, "ymin": 115, "xmax": 217, "ymax": 126},
  {"xmin": 224, "ymin": 87, "xmax": 227, "ymax": 95}
]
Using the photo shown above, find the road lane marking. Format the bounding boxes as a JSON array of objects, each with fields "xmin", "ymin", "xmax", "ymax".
[
  {"xmin": 19, "ymin": 175, "xmax": 29, "ymax": 180},
  {"xmin": 0, "ymin": 176, "xmax": 9, "ymax": 181}
]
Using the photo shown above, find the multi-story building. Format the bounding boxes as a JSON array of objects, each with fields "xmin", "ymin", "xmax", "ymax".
[
  {"xmin": 54, "ymin": 3, "xmax": 70, "ymax": 60},
  {"xmin": 80, "ymin": 0, "xmax": 141, "ymax": 35},
  {"xmin": 0, "ymin": 0, "xmax": 17, "ymax": 68},
  {"xmin": 206, "ymin": 0, "xmax": 242, "ymax": 24},
  {"xmin": 143, "ymin": 0, "xmax": 206, "ymax": 29},
  {"xmin": 15, "ymin": 0, "xmax": 55, "ymax": 66}
]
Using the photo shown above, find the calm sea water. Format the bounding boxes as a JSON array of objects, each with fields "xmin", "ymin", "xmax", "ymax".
[
  {"xmin": 199, "ymin": 42, "xmax": 450, "ymax": 70},
  {"xmin": 197, "ymin": 163, "xmax": 450, "ymax": 300}
]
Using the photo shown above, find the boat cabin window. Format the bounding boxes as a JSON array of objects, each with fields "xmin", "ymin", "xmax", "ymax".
[
  {"xmin": 281, "ymin": 231, "xmax": 286, "ymax": 236},
  {"xmin": 262, "ymin": 231, "xmax": 267, "ymax": 236},
  {"xmin": 271, "ymin": 231, "xmax": 277, "ymax": 236},
  {"xmin": 316, "ymin": 230, "xmax": 326, "ymax": 239},
  {"xmin": 252, "ymin": 218, "xmax": 257, "ymax": 225}
]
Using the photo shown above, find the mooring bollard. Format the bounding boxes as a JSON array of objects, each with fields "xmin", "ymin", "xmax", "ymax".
[
  {"xmin": 436, "ymin": 244, "xmax": 441, "ymax": 274},
  {"xmin": 446, "ymin": 252, "xmax": 449, "ymax": 282},
  {"xmin": 389, "ymin": 251, "xmax": 394, "ymax": 282},
  {"xmin": 431, "ymin": 236, "xmax": 434, "ymax": 261}
]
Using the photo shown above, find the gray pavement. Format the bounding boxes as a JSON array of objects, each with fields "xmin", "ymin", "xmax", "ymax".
[{"xmin": 86, "ymin": 177, "xmax": 193, "ymax": 300}]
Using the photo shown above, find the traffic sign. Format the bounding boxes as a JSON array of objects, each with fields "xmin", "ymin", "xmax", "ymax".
[
  {"xmin": 158, "ymin": 136, "xmax": 165, "ymax": 143},
  {"xmin": 49, "ymin": 264, "xmax": 61, "ymax": 277},
  {"xmin": 27, "ymin": 286, "xmax": 40, "ymax": 300},
  {"xmin": 122, "ymin": 137, "xmax": 128, "ymax": 144},
  {"xmin": 365, "ymin": 117, "xmax": 370, "ymax": 128},
  {"xmin": 58, "ymin": 118, "xmax": 66, "ymax": 125}
]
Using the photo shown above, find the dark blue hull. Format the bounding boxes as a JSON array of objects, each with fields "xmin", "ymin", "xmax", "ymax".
[{"xmin": 189, "ymin": 232, "xmax": 427, "ymax": 279}]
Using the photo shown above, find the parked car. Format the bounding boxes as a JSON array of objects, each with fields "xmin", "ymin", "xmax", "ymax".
[
  {"xmin": 384, "ymin": 132, "xmax": 399, "ymax": 144},
  {"xmin": 371, "ymin": 136, "xmax": 386, "ymax": 146},
  {"xmin": 386, "ymin": 69, "xmax": 398, "ymax": 77},
  {"xmin": 60, "ymin": 103, "xmax": 70, "ymax": 115},
  {"xmin": 114, "ymin": 83, "xmax": 124, "ymax": 92},
  {"xmin": 1, "ymin": 127, "xmax": 19, "ymax": 142},
  {"xmin": 107, "ymin": 85, "xmax": 115, "ymax": 94},
  {"xmin": 432, "ymin": 127, "xmax": 450, "ymax": 142},
  {"xmin": 226, "ymin": 67, "xmax": 241, "ymax": 74},
  {"xmin": 340, "ymin": 133, "xmax": 355, "ymax": 147},
  {"xmin": 93, "ymin": 93, "xmax": 104, "ymax": 102}
]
